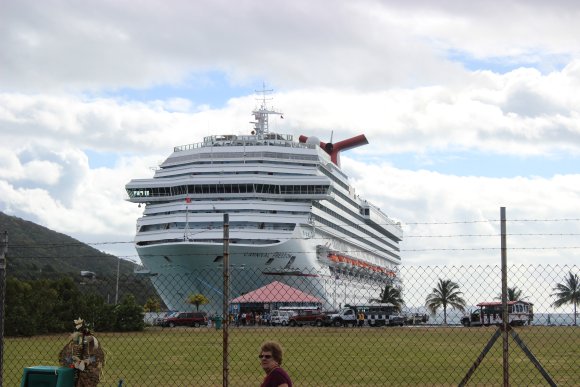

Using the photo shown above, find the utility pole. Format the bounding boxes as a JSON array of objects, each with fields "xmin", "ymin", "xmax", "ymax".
[{"xmin": 0, "ymin": 231, "xmax": 8, "ymax": 387}]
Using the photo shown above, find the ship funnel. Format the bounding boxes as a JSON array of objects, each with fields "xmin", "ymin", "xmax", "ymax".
[{"xmin": 299, "ymin": 134, "xmax": 368, "ymax": 167}]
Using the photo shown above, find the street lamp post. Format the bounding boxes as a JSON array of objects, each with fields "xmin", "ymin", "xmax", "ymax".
[
  {"xmin": 334, "ymin": 276, "xmax": 338, "ymax": 310},
  {"xmin": 115, "ymin": 257, "xmax": 120, "ymax": 304}
]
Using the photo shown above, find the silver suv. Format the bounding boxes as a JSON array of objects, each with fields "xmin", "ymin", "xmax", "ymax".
[{"xmin": 270, "ymin": 310, "xmax": 294, "ymax": 326}]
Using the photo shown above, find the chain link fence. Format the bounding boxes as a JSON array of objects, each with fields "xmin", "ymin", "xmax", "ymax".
[{"xmin": 3, "ymin": 264, "xmax": 579, "ymax": 386}]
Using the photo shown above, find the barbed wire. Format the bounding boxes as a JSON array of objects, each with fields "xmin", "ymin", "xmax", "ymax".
[
  {"xmin": 6, "ymin": 230, "xmax": 580, "ymax": 250},
  {"xmin": 123, "ymin": 217, "xmax": 580, "ymax": 228},
  {"xmin": 6, "ymin": 245, "xmax": 580, "ymax": 261},
  {"xmin": 4, "ymin": 216, "xmax": 580, "ymax": 263},
  {"xmin": 405, "ymin": 233, "xmax": 580, "ymax": 238},
  {"xmin": 4, "ymin": 216, "xmax": 580, "ymax": 249},
  {"xmin": 403, "ymin": 218, "xmax": 580, "ymax": 225}
]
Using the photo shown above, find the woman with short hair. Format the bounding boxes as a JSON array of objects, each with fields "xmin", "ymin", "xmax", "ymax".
[{"xmin": 259, "ymin": 341, "xmax": 293, "ymax": 387}]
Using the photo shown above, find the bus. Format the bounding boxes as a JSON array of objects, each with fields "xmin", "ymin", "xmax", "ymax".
[{"xmin": 461, "ymin": 300, "xmax": 534, "ymax": 327}]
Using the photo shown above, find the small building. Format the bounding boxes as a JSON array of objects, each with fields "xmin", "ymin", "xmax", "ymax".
[
  {"xmin": 80, "ymin": 271, "xmax": 96, "ymax": 279},
  {"xmin": 230, "ymin": 281, "xmax": 321, "ymax": 315}
]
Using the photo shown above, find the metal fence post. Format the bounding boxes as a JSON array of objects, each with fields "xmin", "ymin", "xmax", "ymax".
[
  {"xmin": 500, "ymin": 207, "xmax": 509, "ymax": 386},
  {"xmin": 222, "ymin": 214, "xmax": 230, "ymax": 387},
  {"xmin": 0, "ymin": 231, "xmax": 8, "ymax": 387}
]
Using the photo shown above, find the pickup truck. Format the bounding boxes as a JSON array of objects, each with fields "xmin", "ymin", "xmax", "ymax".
[
  {"xmin": 404, "ymin": 313, "xmax": 429, "ymax": 325},
  {"xmin": 288, "ymin": 309, "xmax": 327, "ymax": 327}
]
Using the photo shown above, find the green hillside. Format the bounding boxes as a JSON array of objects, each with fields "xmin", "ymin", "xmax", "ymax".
[
  {"xmin": 0, "ymin": 211, "xmax": 159, "ymax": 306},
  {"xmin": 0, "ymin": 211, "xmax": 135, "ymax": 279}
]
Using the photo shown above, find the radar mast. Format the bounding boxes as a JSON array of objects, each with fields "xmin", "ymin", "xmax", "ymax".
[{"xmin": 251, "ymin": 84, "xmax": 282, "ymax": 136}]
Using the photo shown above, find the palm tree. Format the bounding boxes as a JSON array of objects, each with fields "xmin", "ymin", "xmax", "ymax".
[
  {"xmin": 494, "ymin": 287, "xmax": 524, "ymax": 301},
  {"xmin": 551, "ymin": 271, "xmax": 579, "ymax": 326},
  {"xmin": 425, "ymin": 279, "xmax": 466, "ymax": 325},
  {"xmin": 369, "ymin": 284, "xmax": 404, "ymax": 311},
  {"xmin": 187, "ymin": 293, "xmax": 209, "ymax": 311}
]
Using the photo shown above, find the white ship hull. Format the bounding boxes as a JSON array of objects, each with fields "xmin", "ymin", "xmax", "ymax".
[{"xmin": 138, "ymin": 224, "xmax": 388, "ymax": 311}]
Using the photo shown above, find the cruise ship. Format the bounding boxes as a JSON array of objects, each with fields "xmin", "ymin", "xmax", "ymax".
[{"xmin": 125, "ymin": 91, "xmax": 403, "ymax": 311}]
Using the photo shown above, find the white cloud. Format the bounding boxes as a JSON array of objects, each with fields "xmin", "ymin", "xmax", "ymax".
[
  {"xmin": 21, "ymin": 160, "xmax": 62, "ymax": 185},
  {"xmin": 382, "ymin": 1, "xmax": 580, "ymax": 61},
  {"xmin": 10, "ymin": 0, "xmax": 578, "ymax": 92},
  {"xmin": 0, "ymin": 147, "xmax": 64, "ymax": 185},
  {"xmin": 2, "ymin": 60, "xmax": 580, "ymax": 170},
  {"xmin": 0, "ymin": 153, "xmax": 152, "ymax": 239},
  {"xmin": 275, "ymin": 63, "xmax": 580, "ymax": 156},
  {"xmin": 343, "ymin": 157, "xmax": 580, "ymax": 266}
]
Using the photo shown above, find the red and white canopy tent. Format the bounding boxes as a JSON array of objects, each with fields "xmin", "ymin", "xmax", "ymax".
[{"xmin": 230, "ymin": 281, "xmax": 322, "ymax": 312}]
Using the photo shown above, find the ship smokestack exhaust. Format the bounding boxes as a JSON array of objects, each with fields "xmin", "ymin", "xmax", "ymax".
[{"xmin": 299, "ymin": 134, "xmax": 369, "ymax": 167}]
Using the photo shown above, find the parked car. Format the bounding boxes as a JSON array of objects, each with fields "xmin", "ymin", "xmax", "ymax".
[
  {"xmin": 161, "ymin": 312, "xmax": 208, "ymax": 327},
  {"xmin": 153, "ymin": 311, "xmax": 178, "ymax": 326},
  {"xmin": 270, "ymin": 310, "xmax": 295, "ymax": 326},
  {"xmin": 288, "ymin": 309, "xmax": 327, "ymax": 327}
]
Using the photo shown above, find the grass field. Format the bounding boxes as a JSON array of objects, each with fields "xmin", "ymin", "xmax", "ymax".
[{"xmin": 4, "ymin": 325, "xmax": 579, "ymax": 386}]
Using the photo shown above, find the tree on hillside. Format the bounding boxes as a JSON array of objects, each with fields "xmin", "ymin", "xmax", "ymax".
[
  {"xmin": 80, "ymin": 293, "xmax": 116, "ymax": 332},
  {"xmin": 551, "ymin": 271, "xmax": 579, "ymax": 326},
  {"xmin": 5, "ymin": 278, "xmax": 36, "ymax": 336},
  {"xmin": 425, "ymin": 279, "xmax": 466, "ymax": 325},
  {"xmin": 115, "ymin": 294, "xmax": 145, "ymax": 331},
  {"xmin": 187, "ymin": 293, "xmax": 209, "ymax": 311},
  {"xmin": 6, "ymin": 276, "xmax": 147, "ymax": 336},
  {"xmin": 495, "ymin": 286, "xmax": 525, "ymax": 301},
  {"xmin": 369, "ymin": 283, "xmax": 404, "ymax": 311}
]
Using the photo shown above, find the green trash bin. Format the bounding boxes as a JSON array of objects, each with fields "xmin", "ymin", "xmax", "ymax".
[
  {"xmin": 21, "ymin": 366, "xmax": 74, "ymax": 387},
  {"xmin": 214, "ymin": 315, "xmax": 222, "ymax": 329}
]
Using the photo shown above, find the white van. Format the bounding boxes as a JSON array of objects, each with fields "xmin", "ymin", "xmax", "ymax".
[{"xmin": 270, "ymin": 310, "xmax": 294, "ymax": 326}]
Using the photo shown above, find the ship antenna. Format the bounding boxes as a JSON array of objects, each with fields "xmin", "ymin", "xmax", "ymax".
[{"xmin": 250, "ymin": 83, "xmax": 282, "ymax": 136}]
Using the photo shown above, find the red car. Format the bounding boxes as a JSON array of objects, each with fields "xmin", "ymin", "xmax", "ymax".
[
  {"xmin": 288, "ymin": 309, "xmax": 326, "ymax": 327},
  {"xmin": 161, "ymin": 312, "xmax": 207, "ymax": 327}
]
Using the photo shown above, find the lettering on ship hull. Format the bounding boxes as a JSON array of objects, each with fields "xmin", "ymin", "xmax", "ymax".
[{"xmin": 242, "ymin": 252, "xmax": 294, "ymax": 259}]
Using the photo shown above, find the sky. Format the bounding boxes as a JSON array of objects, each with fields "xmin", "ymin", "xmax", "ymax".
[{"xmin": 1, "ymin": 0, "xmax": 579, "ymax": 269}]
